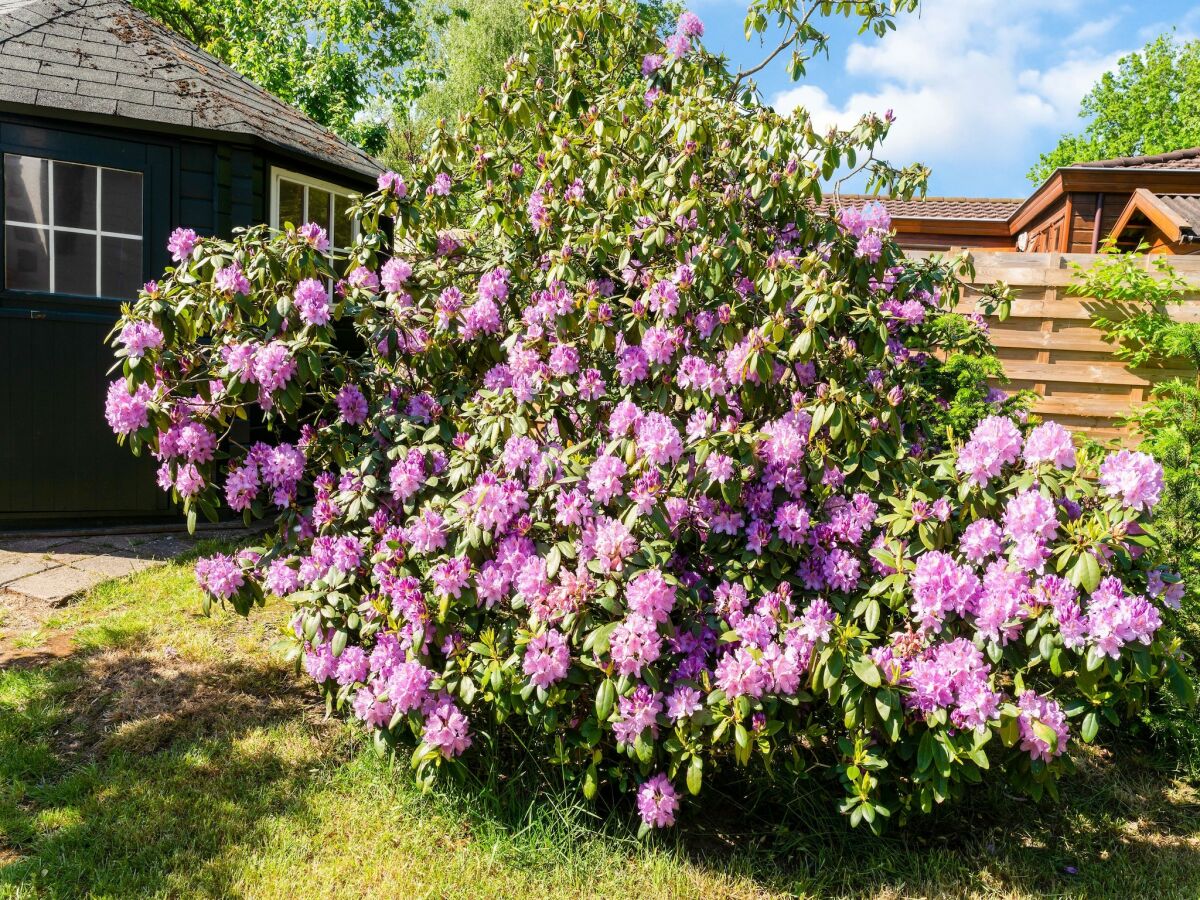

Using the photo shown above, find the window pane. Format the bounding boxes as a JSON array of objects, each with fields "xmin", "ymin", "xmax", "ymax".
[
  {"xmin": 277, "ymin": 178, "xmax": 304, "ymax": 229},
  {"xmin": 4, "ymin": 155, "xmax": 49, "ymax": 225},
  {"xmin": 4, "ymin": 224, "xmax": 50, "ymax": 291},
  {"xmin": 54, "ymin": 231, "xmax": 97, "ymax": 296},
  {"xmin": 101, "ymin": 168, "xmax": 142, "ymax": 234},
  {"xmin": 101, "ymin": 236, "xmax": 142, "ymax": 299},
  {"xmin": 53, "ymin": 161, "xmax": 97, "ymax": 230},
  {"xmin": 308, "ymin": 187, "xmax": 331, "ymax": 233},
  {"xmin": 332, "ymin": 193, "xmax": 353, "ymax": 249}
]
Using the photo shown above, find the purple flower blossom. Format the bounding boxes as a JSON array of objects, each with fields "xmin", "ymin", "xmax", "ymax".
[
  {"xmin": 118, "ymin": 321, "xmax": 164, "ymax": 359},
  {"xmin": 960, "ymin": 519, "xmax": 1002, "ymax": 563},
  {"xmin": 626, "ymin": 568, "xmax": 676, "ymax": 623},
  {"xmin": 588, "ymin": 454, "xmax": 627, "ymax": 504},
  {"xmin": 1016, "ymin": 691, "xmax": 1069, "ymax": 762},
  {"xmin": 105, "ymin": 379, "xmax": 153, "ymax": 435},
  {"xmin": 1023, "ymin": 421, "xmax": 1076, "ymax": 469},
  {"xmin": 195, "ymin": 553, "xmax": 244, "ymax": 600},
  {"xmin": 377, "ymin": 171, "xmax": 407, "ymax": 196},
  {"xmin": 636, "ymin": 412, "xmax": 683, "ymax": 467},
  {"xmin": 1099, "ymin": 449, "xmax": 1163, "ymax": 512},
  {"xmin": 956, "ymin": 416, "xmax": 1023, "ymax": 486},
  {"xmin": 294, "ymin": 278, "xmax": 331, "ymax": 326},
  {"xmin": 637, "ymin": 773, "xmax": 679, "ymax": 828},
  {"xmin": 297, "ymin": 222, "xmax": 330, "ymax": 252},
  {"xmin": 381, "ymin": 257, "xmax": 413, "ymax": 292},
  {"xmin": 666, "ymin": 685, "xmax": 702, "ymax": 722},
  {"xmin": 523, "ymin": 629, "xmax": 571, "ymax": 689},
  {"xmin": 610, "ymin": 614, "xmax": 662, "ymax": 677},
  {"xmin": 167, "ymin": 227, "xmax": 198, "ymax": 262},
  {"xmin": 423, "ymin": 698, "xmax": 471, "ymax": 757},
  {"xmin": 677, "ymin": 11, "xmax": 704, "ymax": 38},
  {"xmin": 213, "ymin": 262, "xmax": 250, "ymax": 295},
  {"xmin": 909, "ymin": 551, "xmax": 981, "ymax": 631},
  {"xmin": 336, "ymin": 384, "xmax": 369, "ymax": 425},
  {"xmin": 613, "ymin": 685, "xmax": 663, "ymax": 743}
]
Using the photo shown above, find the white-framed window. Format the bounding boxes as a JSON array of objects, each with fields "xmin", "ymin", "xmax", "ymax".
[
  {"xmin": 269, "ymin": 167, "xmax": 359, "ymax": 254},
  {"xmin": 3, "ymin": 153, "xmax": 144, "ymax": 299}
]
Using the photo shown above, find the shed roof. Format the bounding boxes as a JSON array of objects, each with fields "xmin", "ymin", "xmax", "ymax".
[
  {"xmin": 1112, "ymin": 188, "xmax": 1200, "ymax": 245},
  {"xmin": 1070, "ymin": 147, "xmax": 1200, "ymax": 171},
  {"xmin": 0, "ymin": 0, "xmax": 381, "ymax": 183},
  {"xmin": 819, "ymin": 195, "xmax": 1023, "ymax": 222}
]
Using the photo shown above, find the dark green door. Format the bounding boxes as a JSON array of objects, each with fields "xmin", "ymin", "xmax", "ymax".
[{"xmin": 0, "ymin": 118, "xmax": 176, "ymax": 525}]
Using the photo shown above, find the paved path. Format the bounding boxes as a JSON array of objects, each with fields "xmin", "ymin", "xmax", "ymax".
[{"xmin": 0, "ymin": 532, "xmax": 201, "ymax": 605}]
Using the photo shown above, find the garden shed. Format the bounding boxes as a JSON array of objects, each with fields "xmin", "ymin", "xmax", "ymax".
[
  {"xmin": 837, "ymin": 147, "xmax": 1200, "ymax": 255},
  {"xmin": 0, "ymin": 0, "xmax": 380, "ymax": 525}
]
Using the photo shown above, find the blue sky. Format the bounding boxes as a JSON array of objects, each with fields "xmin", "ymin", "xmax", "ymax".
[{"xmin": 693, "ymin": 0, "xmax": 1200, "ymax": 197}]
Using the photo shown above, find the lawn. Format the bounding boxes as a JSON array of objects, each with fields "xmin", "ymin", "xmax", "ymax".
[{"xmin": 1, "ymin": 544, "xmax": 1198, "ymax": 899}]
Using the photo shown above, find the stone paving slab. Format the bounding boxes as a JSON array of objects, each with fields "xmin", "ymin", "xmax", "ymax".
[
  {"xmin": 0, "ymin": 555, "xmax": 57, "ymax": 587},
  {"xmin": 0, "ymin": 529, "xmax": 226, "ymax": 606},
  {"xmin": 6, "ymin": 566, "xmax": 108, "ymax": 603}
]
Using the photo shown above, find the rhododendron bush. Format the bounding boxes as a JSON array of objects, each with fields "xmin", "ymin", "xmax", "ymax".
[{"xmin": 106, "ymin": 0, "xmax": 1192, "ymax": 833}]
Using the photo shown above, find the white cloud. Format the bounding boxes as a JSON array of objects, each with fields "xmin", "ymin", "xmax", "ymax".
[
  {"xmin": 770, "ymin": 0, "xmax": 1127, "ymax": 186},
  {"xmin": 1068, "ymin": 14, "xmax": 1121, "ymax": 45}
]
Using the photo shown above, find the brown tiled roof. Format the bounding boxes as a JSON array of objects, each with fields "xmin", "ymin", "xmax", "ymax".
[
  {"xmin": 1157, "ymin": 194, "xmax": 1200, "ymax": 230},
  {"xmin": 820, "ymin": 194, "xmax": 1023, "ymax": 222},
  {"xmin": 1070, "ymin": 147, "xmax": 1200, "ymax": 171},
  {"xmin": 0, "ymin": 0, "xmax": 381, "ymax": 182}
]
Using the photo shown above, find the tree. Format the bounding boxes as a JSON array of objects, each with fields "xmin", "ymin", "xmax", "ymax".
[
  {"xmin": 382, "ymin": 0, "xmax": 680, "ymax": 175},
  {"xmin": 1030, "ymin": 34, "xmax": 1200, "ymax": 183},
  {"xmin": 132, "ymin": 0, "xmax": 436, "ymax": 153}
]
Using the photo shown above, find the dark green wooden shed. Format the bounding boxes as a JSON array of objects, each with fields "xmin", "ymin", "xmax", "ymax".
[{"xmin": 0, "ymin": 0, "xmax": 380, "ymax": 526}]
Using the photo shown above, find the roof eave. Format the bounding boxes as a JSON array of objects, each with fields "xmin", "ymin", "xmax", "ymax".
[
  {"xmin": 1007, "ymin": 166, "xmax": 1200, "ymax": 235},
  {"xmin": 890, "ymin": 216, "xmax": 1012, "ymax": 236},
  {"xmin": 0, "ymin": 99, "xmax": 380, "ymax": 188}
]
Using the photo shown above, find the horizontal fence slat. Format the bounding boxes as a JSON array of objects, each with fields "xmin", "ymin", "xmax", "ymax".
[
  {"xmin": 999, "ymin": 360, "xmax": 1191, "ymax": 387},
  {"xmin": 952, "ymin": 251, "xmax": 1200, "ymax": 443}
]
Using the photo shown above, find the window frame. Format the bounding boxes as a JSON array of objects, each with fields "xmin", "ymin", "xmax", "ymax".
[
  {"xmin": 268, "ymin": 166, "xmax": 359, "ymax": 252},
  {"xmin": 2, "ymin": 153, "xmax": 145, "ymax": 299}
]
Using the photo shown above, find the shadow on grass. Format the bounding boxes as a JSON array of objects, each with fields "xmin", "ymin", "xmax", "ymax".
[
  {"xmin": 0, "ymin": 636, "xmax": 339, "ymax": 898},
  {"xmin": 1, "ymin": 616, "xmax": 1198, "ymax": 897},
  {"xmin": 420, "ymin": 731, "xmax": 1200, "ymax": 898},
  {"xmin": 661, "ymin": 747, "xmax": 1200, "ymax": 897}
]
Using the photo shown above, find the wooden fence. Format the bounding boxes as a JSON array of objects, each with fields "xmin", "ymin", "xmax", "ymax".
[{"xmin": 946, "ymin": 251, "xmax": 1200, "ymax": 444}]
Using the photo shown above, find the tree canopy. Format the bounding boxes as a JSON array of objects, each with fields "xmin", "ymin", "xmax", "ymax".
[
  {"xmin": 1029, "ymin": 34, "xmax": 1200, "ymax": 184},
  {"xmin": 132, "ymin": 0, "xmax": 435, "ymax": 153}
]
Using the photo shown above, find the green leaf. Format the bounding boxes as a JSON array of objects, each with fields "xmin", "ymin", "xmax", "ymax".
[
  {"xmin": 1167, "ymin": 659, "xmax": 1197, "ymax": 708},
  {"xmin": 1081, "ymin": 711, "xmax": 1099, "ymax": 743},
  {"xmin": 331, "ymin": 629, "xmax": 348, "ymax": 658},
  {"xmin": 687, "ymin": 755, "xmax": 703, "ymax": 796},
  {"xmin": 595, "ymin": 679, "xmax": 615, "ymax": 721},
  {"xmin": 734, "ymin": 722, "xmax": 750, "ymax": 750},
  {"xmin": 852, "ymin": 655, "xmax": 882, "ymax": 688},
  {"xmin": 583, "ymin": 763, "xmax": 599, "ymax": 800},
  {"xmin": 1032, "ymin": 720, "xmax": 1060, "ymax": 755}
]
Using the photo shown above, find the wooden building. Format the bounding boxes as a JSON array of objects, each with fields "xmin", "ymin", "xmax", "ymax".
[
  {"xmin": 838, "ymin": 147, "xmax": 1200, "ymax": 255},
  {"xmin": 0, "ymin": 0, "xmax": 380, "ymax": 525}
]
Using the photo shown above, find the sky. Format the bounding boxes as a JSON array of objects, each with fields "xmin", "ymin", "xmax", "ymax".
[{"xmin": 692, "ymin": 0, "xmax": 1200, "ymax": 198}]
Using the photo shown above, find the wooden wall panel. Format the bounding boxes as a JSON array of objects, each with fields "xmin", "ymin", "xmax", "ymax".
[{"xmin": 948, "ymin": 251, "xmax": 1200, "ymax": 444}]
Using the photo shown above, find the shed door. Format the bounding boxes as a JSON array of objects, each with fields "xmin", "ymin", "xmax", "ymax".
[{"xmin": 0, "ymin": 121, "xmax": 174, "ymax": 525}]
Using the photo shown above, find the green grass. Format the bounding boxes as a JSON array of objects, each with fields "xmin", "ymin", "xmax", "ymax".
[{"xmin": 1, "ymin": 547, "xmax": 1199, "ymax": 898}]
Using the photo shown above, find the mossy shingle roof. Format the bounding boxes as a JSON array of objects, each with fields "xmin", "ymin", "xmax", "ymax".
[{"xmin": 0, "ymin": 0, "xmax": 381, "ymax": 181}]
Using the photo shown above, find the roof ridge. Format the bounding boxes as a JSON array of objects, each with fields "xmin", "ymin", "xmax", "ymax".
[
  {"xmin": 0, "ymin": 0, "xmax": 89, "ymax": 45},
  {"xmin": 829, "ymin": 193, "xmax": 1024, "ymax": 203}
]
